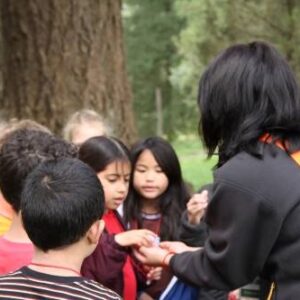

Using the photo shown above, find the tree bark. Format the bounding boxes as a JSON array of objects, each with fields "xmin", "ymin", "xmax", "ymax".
[{"xmin": 0, "ymin": 0, "xmax": 137, "ymax": 145}]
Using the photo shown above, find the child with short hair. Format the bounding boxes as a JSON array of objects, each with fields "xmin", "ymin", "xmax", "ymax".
[
  {"xmin": 0, "ymin": 158, "xmax": 121, "ymax": 299},
  {"xmin": 0, "ymin": 119, "xmax": 52, "ymax": 235},
  {"xmin": 0, "ymin": 120, "xmax": 13, "ymax": 236},
  {"xmin": 63, "ymin": 109, "xmax": 111, "ymax": 145},
  {"xmin": 0, "ymin": 128, "xmax": 77, "ymax": 274}
]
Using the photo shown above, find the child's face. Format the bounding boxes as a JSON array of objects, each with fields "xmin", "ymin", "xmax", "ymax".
[
  {"xmin": 133, "ymin": 149, "xmax": 169, "ymax": 201},
  {"xmin": 97, "ymin": 160, "xmax": 131, "ymax": 211}
]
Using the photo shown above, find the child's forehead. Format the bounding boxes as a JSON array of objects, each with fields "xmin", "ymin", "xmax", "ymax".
[
  {"xmin": 136, "ymin": 149, "xmax": 158, "ymax": 164},
  {"xmin": 106, "ymin": 160, "xmax": 131, "ymax": 173}
]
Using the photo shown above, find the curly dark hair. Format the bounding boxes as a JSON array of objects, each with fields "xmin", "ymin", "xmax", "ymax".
[{"xmin": 0, "ymin": 129, "xmax": 77, "ymax": 212}]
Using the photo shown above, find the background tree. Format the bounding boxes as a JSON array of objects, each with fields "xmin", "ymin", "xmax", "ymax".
[
  {"xmin": 1, "ymin": 0, "xmax": 299, "ymax": 144},
  {"xmin": 0, "ymin": 0, "xmax": 137, "ymax": 144},
  {"xmin": 171, "ymin": 0, "xmax": 300, "ymax": 136},
  {"xmin": 124, "ymin": 0, "xmax": 183, "ymax": 139}
]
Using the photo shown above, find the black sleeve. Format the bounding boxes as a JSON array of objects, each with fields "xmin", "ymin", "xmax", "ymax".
[
  {"xmin": 198, "ymin": 288, "xmax": 228, "ymax": 300},
  {"xmin": 170, "ymin": 180, "xmax": 281, "ymax": 290}
]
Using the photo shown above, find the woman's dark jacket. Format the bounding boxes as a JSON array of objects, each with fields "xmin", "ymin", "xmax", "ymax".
[{"xmin": 172, "ymin": 143, "xmax": 300, "ymax": 299}]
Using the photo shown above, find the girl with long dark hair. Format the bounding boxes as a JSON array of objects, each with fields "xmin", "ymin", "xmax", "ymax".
[{"xmin": 124, "ymin": 136, "xmax": 190, "ymax": 298}]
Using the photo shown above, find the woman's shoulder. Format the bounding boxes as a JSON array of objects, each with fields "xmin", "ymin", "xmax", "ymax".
[
  {"xmin": 214, "ymin": 145, "xmax": 300, "ymax": 211},
  {"xmin": 217, "ymin": 145, "xmax": 300, "ymax": 180}
]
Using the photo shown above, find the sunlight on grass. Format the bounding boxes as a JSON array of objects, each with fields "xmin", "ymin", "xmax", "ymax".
[{"xmin": 172, "ymin": 135, "xmax": 217, "ymax": 191}]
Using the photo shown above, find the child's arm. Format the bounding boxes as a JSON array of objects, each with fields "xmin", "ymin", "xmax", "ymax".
[
  {"xmin": 115, "ymin": 229, "xmax": 156, "ymax": 247},
  {"xmin": 187, "ymin": 190, "xmax": 208, "ymax": 225},
  {"xmin": 178, "ymin": 190, "xmax": 209, "ymax": 247},
  {"xmin": 81, "ymin": 231, "xmax": 128, "ymax": 293}
]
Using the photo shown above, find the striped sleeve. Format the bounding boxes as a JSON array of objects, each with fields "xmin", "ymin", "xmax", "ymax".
[{"xmin": 0, "ymin": 270, "xmax": 121, "ymax": 300}]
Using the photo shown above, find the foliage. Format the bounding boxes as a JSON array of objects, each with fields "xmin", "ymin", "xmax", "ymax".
[
  {"xmin": 123, "ymin": 0, "xmax": 183, "ymax": 139},
  {"xmin": 124, "ymin": 0, "xmax": 300, "ymax": 141},
  {"xmin": 171, "ymin": 0, "xmax": 233, "ymax": 135},
  {"xmin": 173, "ymin": 0, "xmax": 300, "ymax": 119}
]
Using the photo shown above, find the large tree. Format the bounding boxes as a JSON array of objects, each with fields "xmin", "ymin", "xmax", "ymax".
[{"xmin": 0, "ymin": 0, "xmax": 137, "ymax": 144}]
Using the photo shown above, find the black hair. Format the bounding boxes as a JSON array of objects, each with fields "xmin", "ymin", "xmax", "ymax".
[
  {"xmin": 0, "ymin": 129, "xmax": 77, "ymax": 212},
  {"xmin": 124, "ymin": 137, "xmax": 190, "ymax": 241},
  {"xmin": 21, "ymin": 158, "xmax": 104, "ymax": 252},
  {"xmin": 78, "ymin": 136, "xmax": 130, "ymax": 172},
  {"xmin": 198, "ymin": 41, "xmax": 300, "ymax": 167}
]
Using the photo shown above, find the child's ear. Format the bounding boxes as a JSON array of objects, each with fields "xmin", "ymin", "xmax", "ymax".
[{"xmin": 87, "ymin": 219, "xmax": 105, "ymax": 244}]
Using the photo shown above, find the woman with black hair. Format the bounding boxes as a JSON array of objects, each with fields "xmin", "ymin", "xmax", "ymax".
[{"xmin": 134, "ymin": 41, "xmax": 300, "ymax": 300}]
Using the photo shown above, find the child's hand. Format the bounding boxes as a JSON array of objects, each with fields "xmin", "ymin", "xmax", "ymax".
[
  {"xmin": 138, "ymin": 292, "xmax": 154, "ymax": 300},
  {"xmin": 115, "ymin": 229, "xmax": 157, "ymax": 247},
  {"xmin": 147, "ymin": 266, "xmax": 162, "ymax": 281},
  {"xmin": 187, "ymin": 190, "xmax": 209, "ymax": 225},
  {"xmin": 160, "ymin": 241, "xmax": 200, "ymax": 254}
]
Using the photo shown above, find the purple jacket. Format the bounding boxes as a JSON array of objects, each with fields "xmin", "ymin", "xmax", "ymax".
[{"xmin": 81, "ymin": 232, "xmax": 127, "ymax": 296}]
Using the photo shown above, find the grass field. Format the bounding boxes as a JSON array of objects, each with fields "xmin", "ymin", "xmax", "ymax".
[{"xmin": 172, "ymin": 136, "xmax": 217, "ymax": 191}]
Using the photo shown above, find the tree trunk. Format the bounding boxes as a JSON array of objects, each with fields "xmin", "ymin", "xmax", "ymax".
[
  {"xmin": 0, "ymin": 0, "xmax": 137, "ymax": 145},
  {"xmin": 155, "ymin": 87, "xmax": 163, "ymax": 137}
]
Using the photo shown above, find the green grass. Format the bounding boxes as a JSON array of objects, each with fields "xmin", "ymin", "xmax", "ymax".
[{"xmin": 172, "ymin": 136, "xmax": 217, "ymax": 191}]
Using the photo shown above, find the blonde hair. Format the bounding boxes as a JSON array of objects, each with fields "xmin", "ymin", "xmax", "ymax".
[{"xmin": 63, "ymin": 109, "xmax": 111, "ymax": 142}]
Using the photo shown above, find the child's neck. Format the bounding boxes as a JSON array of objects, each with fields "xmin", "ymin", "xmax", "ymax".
[
  {"xmin": 30, "ymin": 245, "xmax": 84, "ymax": 277},
  {"xmin": 141, "ymin": 199, "xmax": 160, "ymax": 214}
]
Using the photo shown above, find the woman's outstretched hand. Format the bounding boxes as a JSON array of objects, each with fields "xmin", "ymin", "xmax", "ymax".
[
  {"xmin": 133, "ymin": 245, "xmax": 170, "ymax": 266},
  {"xmin": 160, "ymin": 241, "xmax": 200, "ymax": 254},
  {"xmin": 134, "ymin": 240, "xmax": 202, "ymax": 267}
]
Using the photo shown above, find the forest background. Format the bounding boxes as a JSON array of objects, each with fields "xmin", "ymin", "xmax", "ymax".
[
  {"xmin": 0, "ymin": 0, "xmax": 299, "ymax": 190},
  {"xmin": 124, "ymin": 0, "xmax": 300, "ymax": 189}
]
